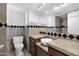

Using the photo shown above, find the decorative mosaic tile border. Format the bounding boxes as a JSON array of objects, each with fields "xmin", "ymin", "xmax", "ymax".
[
  {"xmin": 0, "ymin": 23, "xmax": 25, "ymax": 28},
  {"xmin": 0, "ymin": 23, "xmax": 67, "ymax": 28},
  {"xmin": 40, "ymin": 31, "xmax": 79, "ymax": 41},
  {"xmin": 27, "ymin": 25, "xmax": 67, "ymax": 28}
]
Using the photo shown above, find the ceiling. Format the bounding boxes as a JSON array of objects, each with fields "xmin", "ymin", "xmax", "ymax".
[
  {"xmin": 10, "ymin": 3, "xmax": 41, "ymax": 10},
  {"xmin": 10, "ymin": 3, "xmax": 79, "ymax": 16}
]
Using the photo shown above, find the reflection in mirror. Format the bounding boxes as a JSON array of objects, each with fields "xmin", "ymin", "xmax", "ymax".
[{"xmin": 47, "ymin": 14, "xmax": 67, "ymax": 33}]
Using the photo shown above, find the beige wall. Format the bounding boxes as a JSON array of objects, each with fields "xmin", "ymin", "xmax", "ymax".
[
  {"xmin": 29, "ymin": 28, "xmax": 47, "ymax": 35},
  {"xmin": 0, "ymin": 3, "xmax": 6, "ymax": 44},
  {"xmin": 0, "ymin": 3, "xmax": 8, "ymax": 55}
]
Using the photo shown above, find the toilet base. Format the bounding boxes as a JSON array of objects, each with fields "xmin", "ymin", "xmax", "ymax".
[{"xmin": 15, "ymin": 50, "xmax": 24, "ymax": 56}]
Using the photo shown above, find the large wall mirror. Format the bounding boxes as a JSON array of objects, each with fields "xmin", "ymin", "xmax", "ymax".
[
  {"xmin": 47, "ymin": 9, "xmax": 79, "ymax": 35},
  {"xmin": 46, "ymin": 3, "xmax": 79, "ymax": 35},
  {"xmin": 47, "ymin": 14, "xmax": 68, "ymax": 33}
]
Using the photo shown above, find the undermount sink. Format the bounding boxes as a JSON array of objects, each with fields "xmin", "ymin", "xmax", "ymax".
[
  {"xmin": 0, "ymin": 45, "xmax": 4, "ymax": 49},
  {"xmin": 41, "ymin": 38, "xmax": 53, "ymax": 46}
]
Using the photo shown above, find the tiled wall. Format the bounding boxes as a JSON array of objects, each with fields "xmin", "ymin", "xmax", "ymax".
[
  {"xmin": 0, "ymin": 3, "xmax": 6, "ymax": 44},
  {"xmin": 6, "ymin": 26, "xmax": 25, "ymax": 40},
  {"xmin": 0, "ymin": 3, "xmax": 7, "ymax": 55},
  {"xmin": 40, "ymin": 31, "xmax": 79, "ymax": 42},
  {"xmin": 6, "ymin": 26, "xmax": 25, "ymax": 51},
  {"xmin": 29, "ymin": 28, "xmax": 47, "ymax": 35},
  {"xmin": 27, "ymin": 25, "xmax": 47, "ymax": 35}
]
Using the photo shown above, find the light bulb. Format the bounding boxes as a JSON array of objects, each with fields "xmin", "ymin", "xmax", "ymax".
[{"xmin": 53, "ymin": 6, "xmax": 60, "ymax": 11}]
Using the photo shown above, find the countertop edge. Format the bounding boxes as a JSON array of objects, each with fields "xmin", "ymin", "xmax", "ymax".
[{"xmin": 47, "ymin": 43, "xmax": 77, "ymax": 56}]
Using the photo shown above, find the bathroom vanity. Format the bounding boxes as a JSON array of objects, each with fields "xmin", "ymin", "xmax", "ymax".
[
  {"xmin": 35, "ymin": 42, "xmax": 67, "ymax": 56},
  {"xmin": 29, "ymin": 35, "xmax": 68, "ymax": 56},
  {"xmin": 29, "ymin": 34, "xmax": 79, "ymax": 56},
  {"xmin": 35, "ymin": 42, "xmax": 49, "ymax": 56},
  {"xmin": 35, "ymin": 39, "xmax": 79, "ymax": 56},
  {"xmin": 29, "ymin": 34, "xmax": 45, "ymax": 56},
  {"xmin": 48, "ymin": 46, "xmax": 67, "ymax": 56}
]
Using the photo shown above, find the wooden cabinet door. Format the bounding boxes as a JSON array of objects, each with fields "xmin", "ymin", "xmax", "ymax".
[
  {"xmin": 48, "ymin": 47, "xmax": 67, "ymax": 56},
  {"xmin": 36, "ymin": 46, "xmax": 49, "ymax": 56},
  {"xmin": 29, "ymin": 37, "xmax": 36, "ymax": 56}
]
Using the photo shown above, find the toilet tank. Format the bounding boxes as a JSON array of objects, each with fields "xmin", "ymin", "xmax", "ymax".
[{"xmin": 13, "ymin": 36, "xmax": 24, "ymax": 44}]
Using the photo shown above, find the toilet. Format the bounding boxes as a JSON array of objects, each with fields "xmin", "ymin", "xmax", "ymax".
[{"xmin": 13, "ymin": 36, "xmax": 24, "ymax": 56}]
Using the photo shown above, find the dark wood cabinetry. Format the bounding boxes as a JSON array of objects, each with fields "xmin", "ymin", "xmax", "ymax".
[
  {"xmin": 48, "ymin": 47, "xmax": 68, "ymax": 56},
  {"xmin": 29, "ymin": 36, "xmax": 40, "ymax": 56},
  {"xmin": 29, "ymin": 37, "xmax": 35, "ymax": 56},
  {"xmin": 29, "ymin": 35, "xmax": 68, "ymax": 56},
  {"xmin": 29, "ymin": 36, "xmax": 49, "ymax": 56},
  {"xmin": 36, "ymin": 45, "xmax": 49, "ymax": 56}
]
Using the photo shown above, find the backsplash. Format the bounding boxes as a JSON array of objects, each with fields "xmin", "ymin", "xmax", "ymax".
[
  {"xmin": 28, "ymin": 25, "xmax": 47, "ymax": 35},
  {"xmin": 29, "ymin": 28, "xmax": 47, "ymax": 35},
  {"xmin": 40, "ymin": 31, "xmax": 79, "ymax": 41}
]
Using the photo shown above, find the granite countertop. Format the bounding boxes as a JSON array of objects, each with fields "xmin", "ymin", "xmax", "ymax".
[
  {"xmin": 29, "ymin": 34, "xmax": 45, "ymax": 39},
  {"xmin": 47, "ymin": 39, "xmax": 79, "ymax": 56},
  {"xmin": 30, "ymin": 34, "xmax": 79, "ymax": 56}
]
